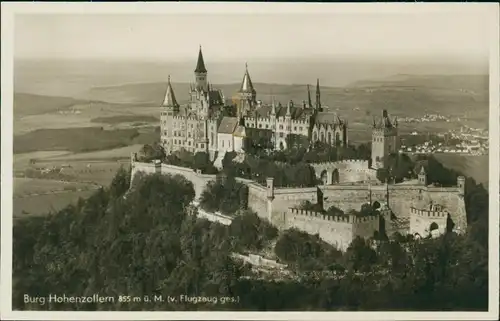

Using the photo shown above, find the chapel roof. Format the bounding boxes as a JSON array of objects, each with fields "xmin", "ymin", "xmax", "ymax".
[{"xmin": 218, "ymin": 116, "xmax": 239, "ymax": 134}]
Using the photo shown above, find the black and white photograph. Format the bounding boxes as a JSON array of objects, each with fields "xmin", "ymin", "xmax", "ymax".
[{"xmin": 1, "ymin": 2, "xmax": 498, "ymax": 320}]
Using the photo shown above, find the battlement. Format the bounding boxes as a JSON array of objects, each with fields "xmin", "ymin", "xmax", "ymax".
[
  {"xmin": 410, "ymin": 207, "xmax": 448, "ymax": 218},
  {"xmin": 312, "ymin": 159, "xmax": 370, "ymax": 167},
  {"xmin": 172, "ymin": 115, "xmax": 199, "ymax": 122},
  {"xmin": 288, "ymin": 208, "xmax": 354, "ymax": 223},
  {"xmin": 290, "ymin": 119, "xmax": 309, "ymax": 126}
]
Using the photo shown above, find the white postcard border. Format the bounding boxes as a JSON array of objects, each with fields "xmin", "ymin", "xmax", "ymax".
[{"xmin": 1, "ymin": 2, "xmax": 499, "ymax": 320}]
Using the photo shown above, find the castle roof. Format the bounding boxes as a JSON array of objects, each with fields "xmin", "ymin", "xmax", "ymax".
[
  {"xmin": 162, "ymin": 75, "xmax": 179, "ymax": 107},
  {"xmin": 195, "ymin": 46, "xmax": 207, "ymax": 73},
  {"xmin": 208, "ymin": 89, "xmax": 224, "ymax": 106},
  {"xmin": 233, "ymin": 125, "xmax": 246, "ymax": 137},
  {"xmin": 218, "ymin": 116, "xmax": 239, "ymax": 134},
  {"xmin": 239, "ymin": 63, "xmax": 255, "ymax": 94},
  {"xmin": 373, "ymin": 109, "xmax": 397, "ymax": 129},
  {"xmin": 254, "ymin": 104, "xmax": 309, "ymax": 120}
]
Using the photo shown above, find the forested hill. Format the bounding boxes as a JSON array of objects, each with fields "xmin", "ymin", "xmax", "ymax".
[{"xmin": 13, "ymin": 159, "xmax": 489, "ymax": 311}]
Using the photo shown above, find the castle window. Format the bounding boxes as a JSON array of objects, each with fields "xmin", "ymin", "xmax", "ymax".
[
  {"xmin": 299, "ymin": 127, "xmax": 303, "ymax": 131},
  {"xmin": 279, "ymin": 125, "xmax": 283, "ymax": 130},
  {"xmin": 279, "ymin": 133, "xmax": 284, "ymax": 138},
  {"xmin": 222, "ymin": 140, "xmax": 224, "ymax": 148},
  {"xmin": 259, "ymin": 124, "xmax": 262, "ymax": 128},
  {"xmin": 200, "ymin": 143, "xmax": 204, "ymax": 149},
  {"xmin": 188, "ymin": 141, "xmax": 191, "ymax": 146},
  {"xmin": 265, "ymin": 124, "xmax": 269, "ymax": 129}
]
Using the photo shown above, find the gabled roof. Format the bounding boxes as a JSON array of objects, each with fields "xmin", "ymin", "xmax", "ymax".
[
  {"xmin": 162, "ymin": 75, "xmax": 179, "ymax": 107},
  {"xmin": 195, "ymin": 46, "xmax": 207, "ymax": 73},
  {"xmin": 218, "ymin": 116, "xmax": 239, "ymax": 134}
]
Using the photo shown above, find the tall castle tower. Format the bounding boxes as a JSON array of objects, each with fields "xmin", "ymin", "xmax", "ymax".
[
  {"xmin": 371, "ymin": 109, "xmax": 398, "ymax": 169},
  {"xmin": 160, "ymin": 75, "xmax": 180, "ymax": 153},
  {"xmin": 194, "ymin": 46, "xmax": 208, "ymax": 91},
  {"xmin": 236, "ymin": 63, "xmax": 257, "ymax": 119}
]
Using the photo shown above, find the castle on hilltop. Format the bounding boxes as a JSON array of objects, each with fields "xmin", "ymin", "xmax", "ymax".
[
  {"xmin": 160, "ymin": 46, "xmax": 348, "ymax": 166},
  {"xmin": 134, "ymin": 46, "xmax": 467, "ymax": 251}
]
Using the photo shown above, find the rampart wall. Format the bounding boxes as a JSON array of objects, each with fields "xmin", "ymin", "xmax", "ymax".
[
  {"xmin": 131, "ymin": 155, "xmax": 467, "ymax": 250},
  {"xmin": 311, "ymin": 159, "xmax": 377, "ymax": 184}
]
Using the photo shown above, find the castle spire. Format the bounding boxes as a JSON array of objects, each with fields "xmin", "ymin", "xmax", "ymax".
[
  {"xmin": 286, "ymin": 100, "xmax": 292, "ymax": 116},
  {"xmin": 315, "ymin": 78, "xmax": 321, "ymax": 110},
  {"xmin": 195, "ymin": 45, "xmax": 207, "ymax": 73},
  {"xmin": 271, "ymin": 96, "xmax": 277, "ymax": 115},
  {"xmin": 307, "ymin": 84, "xmax": 312, "ymax": 108},
  {"xmin": 239, "ymin": 62, "xmax": 255, "ymax": 94},
  {"xmin": 162, "ymin": 75, "xmax": 179, "ymax": 108}
]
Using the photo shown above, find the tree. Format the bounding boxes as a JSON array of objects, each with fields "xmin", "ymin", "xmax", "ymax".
[
  {"xmin": 344, "ymin": 237, "xmax": 377, "ymax": 272},
  {"xmin": 109, "ymin": 165, "xmax": 131, "ymax": 199}
]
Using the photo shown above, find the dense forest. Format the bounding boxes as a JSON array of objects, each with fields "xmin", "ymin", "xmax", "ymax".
[{"xmin": 13, "ymin": 154, "xmax": 489, "ymax": 311}]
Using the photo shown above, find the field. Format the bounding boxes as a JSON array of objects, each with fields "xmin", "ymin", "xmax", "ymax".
[
  {"xmin": 11, "ymin": 63, "xmax": 489, "ymax": 216},
  {"xmin": 91, "ymin": 115, "xmax": 159, "ymax": 124},
  {"xmin": 14, "ymin": 127, "xmax": 157, "ymax": 154}
]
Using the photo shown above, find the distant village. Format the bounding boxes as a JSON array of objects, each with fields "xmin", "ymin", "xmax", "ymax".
[{"xmin": 400, "ymin": 124, "xmax": 488, "ymax": 156}]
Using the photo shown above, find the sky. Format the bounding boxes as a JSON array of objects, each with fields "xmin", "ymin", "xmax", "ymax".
[{"xmin": 14, "ymin": 5, "xmax": 493, "ymax": 63}]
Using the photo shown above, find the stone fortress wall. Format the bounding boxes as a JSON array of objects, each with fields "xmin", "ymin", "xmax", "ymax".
[
  {"xmin": 130, "ymin": 153, "xmax": 467, "ymax": 251},
  {"xmin": 311, "ymin": 159, "xmax": 377, "ymax": 185}
]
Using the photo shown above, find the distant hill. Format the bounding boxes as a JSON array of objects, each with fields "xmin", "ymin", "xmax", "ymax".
[
  {"xmin": 77, "ymin": 82, "xmax": 332, "ymax": 106},
  {"xmin": 13, "ymin": 93, "xmax": 86, "ymax": 118},
  {"xmin": 74, "ymin": 74, "xmax": 489, "ymax": 126},
  {"xmin": 348, "ymin": 74, "xmax": 489, "ymax": 92}
]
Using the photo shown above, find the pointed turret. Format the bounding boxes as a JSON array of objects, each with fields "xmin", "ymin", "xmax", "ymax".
[
  {"xmin": 194, "ymin": 46, "xmax": 208, "ymax": 90},
  {"xmin": 271, "ymin": 96, "xmax": 277, "ymax": 115},
  {"xmin": 418, "ymin": 165, "xmax": 427, "ymax": 186},
  {"xmin": 236, "ymin": 63, "xmax": 257, "ymax": 118},
  {"xmin": 315, "ymin": 78, "xmax": 321, "ymax": 111},
  {"xmin": 195, "ymin": 45, "xmax": 207, "ymax": 73},
  {"xmin": 286, "ymin": 100, "xmax": 292, "ymax": 116},
  {"xmin": 239, "ymin": 63, "xmax": 255, "ymax": 94},
  {"xmin": 307, "ymin": 84, "xmax": 312, "ymax": 108},
  {"xmin": 162, "ymin": 75, "xmax": 179, "ymax": 108}
]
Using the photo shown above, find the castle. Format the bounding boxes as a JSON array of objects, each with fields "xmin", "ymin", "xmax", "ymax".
[
  {"xmin": 137, "ymin": 46, "xmax": 466, "ymax": 251},
  {"xmin": 160, "ymin": 46, "xmax": 348, "ymax": 167}
]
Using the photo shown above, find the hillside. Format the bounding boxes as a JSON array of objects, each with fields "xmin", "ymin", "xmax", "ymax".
[
  {"xmin": 75, "ymin": 74, "xmax": 489, "ymax": 127},
  {"xmin": 348, "ymin": 74, "xmax": 489, "ymax": 92},
  {"xmin": 13, "ymin": 93, "xmax": 87, "ymax": 118}
]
